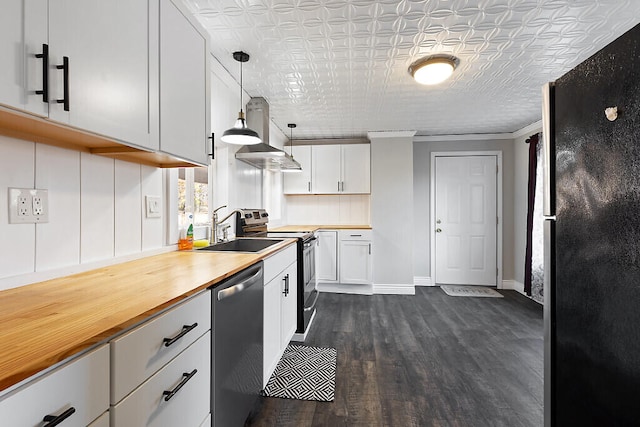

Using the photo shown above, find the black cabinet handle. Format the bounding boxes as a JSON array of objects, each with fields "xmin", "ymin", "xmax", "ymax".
[
  {"xmin": 163, "ymin": 323, "xmax": 198, "ymax": 347},
  {"xmin": 308, "ymin": 182, "xmax": 311, "ymax": 192},
  {"xmin": 35, "ymin": 44, "xmax": 49, "ymax": 103},
  {"xmin": 163, "ymin": 369, "xmax": 197, "ymax": 401},
  {"xmin": 56, "ymin": 56, "xmax": 69, "ymax": 111},
  {"xmin": 282, "ymin": 274, "xmax": 289, "ymax": 296},
  {"xmin": 43, "ymin": 407, "xmax": 76, "ymax": 426}
]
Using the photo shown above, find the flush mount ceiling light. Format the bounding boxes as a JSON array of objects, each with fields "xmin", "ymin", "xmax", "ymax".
[
  {"xmin": 281, "ymin": 123, "xmax": 303, "ymax": 173},
  {"xmin": 408, "ymin": 55, "xmax": 459, "ymax": 85},
  {"xmin": 221, "ymin": 51, "xmax": 261, "ymax": 145}
]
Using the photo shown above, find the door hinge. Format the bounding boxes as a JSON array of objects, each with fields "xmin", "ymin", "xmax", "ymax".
[
  {"xmin": 496, "ymin": 268, "xmax": 499, "ymax": 276},
  {"xmin": 496, "ymin": 165, "xmax": 499, "ymax": 173}
]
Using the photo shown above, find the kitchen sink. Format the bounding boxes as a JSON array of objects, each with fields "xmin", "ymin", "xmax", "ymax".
[{"xmin": 197, "ymin": 238, "xmax": 284, "ymax": 253}]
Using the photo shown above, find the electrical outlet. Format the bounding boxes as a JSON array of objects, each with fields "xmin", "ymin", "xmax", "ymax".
[
  {"xmin": 145, "ymin": 195, "xmax": 161, "ymax": 218},
  {"xmin": 8, "ymin": 188, "xmax": 49, "ymax": 224}
]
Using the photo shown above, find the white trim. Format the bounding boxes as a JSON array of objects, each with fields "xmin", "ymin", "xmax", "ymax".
[
  {"xmin": 430, "ymin": 151, "xmax": 503, "ymax": 289},
  {"xmin": 413, "ymin": 120, "xmax": 543, "ymax": 143},
  {"xmin": 0, "ymin": 246, "xmax": 177, "ymax": 291},
  {"xmin": 317, "ymin": 282, "xmax": 373, "ymax": 295},
  {"xmin": 414, "ymin": 276, "xmax": 434, "ymax": 286},
  {"xmin": 373, "ymin": 284, "xmax": 416, "ymax": 295},
  {"xmin": 502, "ymin": 279, "xmax": 526, "ymax": 295},
  {"xmin": 367, "ymin": 130, "xmax": 417, "ymax": 139},
  {"xmin": 291, "ymin": 309, "xmax": 317, "ymax": 342}
]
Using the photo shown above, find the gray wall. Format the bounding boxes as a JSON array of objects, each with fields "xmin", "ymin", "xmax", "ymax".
[
  {"xmin": 413, "ymin": 138, "xmax": 517, "ymax": 281},
  {"xmin": 371, "ymin": 134, "xmax": 414, "ymax": 285}
]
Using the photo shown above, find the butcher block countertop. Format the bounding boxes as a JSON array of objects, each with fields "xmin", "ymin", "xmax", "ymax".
[
  {"xmin": 0, "ymin": 239, "xmax": 295, "ymax": 394},
  {"xmin": 270, "ymin": 224, "xmax": 372, "ymax": 232}
]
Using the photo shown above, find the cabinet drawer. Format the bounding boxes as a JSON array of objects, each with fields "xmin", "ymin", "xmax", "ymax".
[
  {"xmin": 110, "ymin": 290, "xmax": 211, "ymax": 404},
  {"xmin": 264, "ymin": 244, "xmax": 297, "ymax": 283},
  {"xmin": 339, "ymin": 229, "xmax": 372, "ymax": 241},
  {"xmin": 0, "ymin": 344, "xmax": 109, "ymax": 427},
  {"xmin": 88, "ymin": 411, "xmax": 109, "ymax": 427},
  {"xmin": 112, "ymin": 332, "xmax": 211, "ymax": 427}
]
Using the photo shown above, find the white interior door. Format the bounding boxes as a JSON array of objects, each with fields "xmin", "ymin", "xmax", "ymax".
[{"xmin": 434, "ymin": 155, "xmax": 497, "ymax": 285}]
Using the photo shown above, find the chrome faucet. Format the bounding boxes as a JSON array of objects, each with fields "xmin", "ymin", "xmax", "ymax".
[{"xmin": 211, "ymin": 205, "xmax": 243, "ymax": 244}]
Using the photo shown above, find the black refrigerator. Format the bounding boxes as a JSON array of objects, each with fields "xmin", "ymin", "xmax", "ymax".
[{"xmin": 543, "ymin": 23, "xmax": 640, "ymax": 427}]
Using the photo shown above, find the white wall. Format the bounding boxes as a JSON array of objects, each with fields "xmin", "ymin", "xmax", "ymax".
[
  {"xmin": 370, "ymin": 132, "xmax": 415, "ymax": 287},
  {"xmin": 285, "ymin": 195, "xmax": 370, "ymax": 225},
  {"xmin": 0, "ymin": 135, "xmax": 164, "ymax": 291}
]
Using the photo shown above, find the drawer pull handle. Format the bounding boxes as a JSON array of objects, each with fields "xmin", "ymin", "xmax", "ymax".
[
  {"xmin": 43, "ymin": 407, "xmax": 76, "ymax": 426},
  {"xmin": 163, "ymin": 369, "xmax": 197, "ymax": 401},
  {"xmin": 163, "ymin": 323, "xmax": 198, "ymax": 347},
  {"xmin": 350, "ymin": 234, "xmax": 362, "ymax": 237}
]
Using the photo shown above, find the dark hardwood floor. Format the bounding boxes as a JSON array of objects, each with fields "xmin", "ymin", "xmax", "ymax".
[{"xmin": 249, "ymin": 287, "xmax": 543, "ymax": 427}]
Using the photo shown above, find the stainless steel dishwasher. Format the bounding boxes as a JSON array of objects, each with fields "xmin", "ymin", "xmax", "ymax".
[{"xmin": 212, "ymin": 261, "xmax": 264, "ymax": 427}]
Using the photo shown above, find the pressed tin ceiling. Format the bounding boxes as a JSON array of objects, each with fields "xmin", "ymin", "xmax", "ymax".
[{"xmin": 182, "ymin": 0, "xmax": 640, "ymax": 139}]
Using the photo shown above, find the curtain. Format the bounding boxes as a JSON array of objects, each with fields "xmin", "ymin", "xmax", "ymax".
[{"xmin": 524, "ymin": 133, "xmax": 544, "ymax": 303}]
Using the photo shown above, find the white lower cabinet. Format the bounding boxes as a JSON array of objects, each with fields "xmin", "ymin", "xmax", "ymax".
[
  {"xmin": 88, "ymin": 411, "xmax": 109, "ymax": 427},
  {"xmin": 111, "ymin": 332, "xmax": 211, "ymax": 427},
  {"xmin": 263, "ymin": 244, "xmax": 298, "ymax": 387},
  {"xmin": 338, "ymin": 230, "xmax": 373, "ymax": 285},
  {"xmin": 199, "ymin": 413, "xmax": 211, "ymax": 427},
  {"xmin": 317, "ymin": 230, "xmax": 338, "ymax": 283},
  {"xmin": 0, "ymin": 344, "xmax": 109, "ymax": 427},
  {"xmin": 318, "ymin": 229, "xmax": 373, "ymax": 286}
]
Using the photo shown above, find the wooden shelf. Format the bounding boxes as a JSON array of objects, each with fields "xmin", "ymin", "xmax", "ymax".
[{"xmin": 0, "ymin": 105, "xmax": 200, "ymax": 168}]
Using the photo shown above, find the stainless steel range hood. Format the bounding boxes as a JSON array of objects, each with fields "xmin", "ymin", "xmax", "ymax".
[{"xmin": 235, "ymin": 97, "xmax": 302, "ymax": 171}]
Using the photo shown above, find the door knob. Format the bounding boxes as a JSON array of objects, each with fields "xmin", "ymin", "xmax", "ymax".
[{"xmin": 436, "ymin": 228, "xmax": 442, "ymax": 233}]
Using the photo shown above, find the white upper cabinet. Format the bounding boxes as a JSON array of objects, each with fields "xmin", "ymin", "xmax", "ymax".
[
  {"xmin": 48, "ymin": 0, "xmax": 157, "ymax": 150},
  {"xmin": 311, "ymin": 144, "xmax": 370, "ymax": 194},
  {"xmin": 158, "ymin": 0, "xmax": 211, "ymax": 166},
  {"xmin": 0, "ymin": 0, "xmax": 48, "ymax": 117},
  {"xmin": 341, "ymin": 144, "xmax": 371, "ymax": 194},
  {"xmin": 283, "ymin": 145, "xmax": 313, "ymax": 194}
]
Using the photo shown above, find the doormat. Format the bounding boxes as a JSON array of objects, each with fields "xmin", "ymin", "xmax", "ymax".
[
  {"xmin": 263, "ymin": 344, "xmax": 336, "ymax": 402},
  {"xmin": 441, "ymin": 285, "xmax": 503, "ymax": 298}
]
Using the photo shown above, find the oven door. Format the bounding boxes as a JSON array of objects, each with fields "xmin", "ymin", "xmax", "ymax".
[{"xmin": 302, "ymin": 237, "xmax": 317, "ymax": 296}]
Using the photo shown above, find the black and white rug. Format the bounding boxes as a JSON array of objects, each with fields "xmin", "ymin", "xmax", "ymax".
[
  {"xmin": 441, "ymin": 285, "xmax": 503, "ymax": 298},
  {"xmin": 263, "ymin": 344, "xmax": 336, "ymax": 402}
]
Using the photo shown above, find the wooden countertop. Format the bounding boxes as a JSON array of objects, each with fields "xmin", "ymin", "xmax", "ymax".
[
  {"xmin": 0, "ymin": 239, "xmax": 296, "ymax": 393},
  {"xmin": 270, "ymin": 225, "xmax": 372, "ymax": 232}
]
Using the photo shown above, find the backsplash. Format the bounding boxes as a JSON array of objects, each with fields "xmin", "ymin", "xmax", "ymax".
[
  {"xmin": 285, "ymin": 194, "xmax": 370, "ymax": 225},
  {"xmin": 0, "ymin": 135, "xmax": 164, "ymax": 291}
]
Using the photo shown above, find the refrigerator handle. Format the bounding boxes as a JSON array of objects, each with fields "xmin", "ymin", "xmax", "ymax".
[{"xmin": 542, "ymin": 82, "xmax": 556, "ymax": 217}]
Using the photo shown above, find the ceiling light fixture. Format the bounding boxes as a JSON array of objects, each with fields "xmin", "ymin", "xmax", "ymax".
[
  {"xmin": 282, "ymin": 123, "xmax": 303, "ymax": 173},
  {"xmin": 409, "ymin": 55, "xmax": 459, "ymax": 85},
  {"xmin": 221, "ymin": 51, "xmax": 261, "ymax": 145}
]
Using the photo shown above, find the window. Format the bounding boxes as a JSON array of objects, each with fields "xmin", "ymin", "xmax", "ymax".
[{"xmin": 178, "ymin": 167, "xmax": 210, "ymax": 241}]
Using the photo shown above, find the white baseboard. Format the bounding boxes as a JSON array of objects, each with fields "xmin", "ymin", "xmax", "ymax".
[
  {"xmin": 317, "ymin": 282, "xmax": 374, "ymax": 295},
  {"xmin": 502, "ymin": 280, "xmax": 525, "ymax": 296},
  {"xmin": 373, "ymin": 284, "xmax": 416, "ymax": 295},
  {"xmin": 414, "ymin": 276, "xmax": 434, "ymax": 286}
]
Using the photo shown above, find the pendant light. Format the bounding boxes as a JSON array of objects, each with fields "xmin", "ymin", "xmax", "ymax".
[
  {"xmin": 281, "ymin": 123, "xmax": 302, "ymax": 173},
  {"xmin": 221, "ymin": 51, "xmax": 261, "ymax": 145}
]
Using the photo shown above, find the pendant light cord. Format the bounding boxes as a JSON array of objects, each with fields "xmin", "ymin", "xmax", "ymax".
[{"xmin": 239, "ymin": 59, "xmax": 243, "ymax": 114}]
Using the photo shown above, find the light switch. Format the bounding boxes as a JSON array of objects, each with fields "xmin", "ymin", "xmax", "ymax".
[{"xmin": 145, "ymin": 195, "xmax": 161, "ymax": 218}]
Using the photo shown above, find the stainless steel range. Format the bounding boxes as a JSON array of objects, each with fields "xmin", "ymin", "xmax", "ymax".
[{"xmin": 235, "ymin": 209, "xmax": 319, "ymax": 341}]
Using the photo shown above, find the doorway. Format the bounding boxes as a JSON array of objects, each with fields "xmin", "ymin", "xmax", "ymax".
[{"xmin": 430, "ymin": 152, "xmax": 502, "ymax": 287}]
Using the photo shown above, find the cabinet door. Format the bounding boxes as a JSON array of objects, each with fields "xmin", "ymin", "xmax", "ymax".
[
  {"xmin": 280, "ymin": 262, "xmax": 298, "ymax": 348},
  {"xmin": 263, "ymin": 277, "xmax": 282, "ymax": 387},
  {"xmin": 284, "ymin": 145, "xmax": 312, "ymax": 194},
  {"xmin": 48, "ymin": 0, "xmax": 156, "ymax": 149},
  {"xmin": 342, "ymin": 144, "xmax": 371, "ymax": 194},
  {"xmin": 317, "ymin": 230, "xmax": 338, "ymax": 282},
  {"xmin": 0, "ymin": 0, "xmax": 48, "ymax": 116},
  {"xmin": 159, "ymin": 0, "xmax": 210, "ymax": 165},
  {"xmin": 312, "ymin": 145, "xmax": 341, "ymax": 194},
  {"xmin": 339, "ymin": 240, "xmax": 372, "ymax": 284}
]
